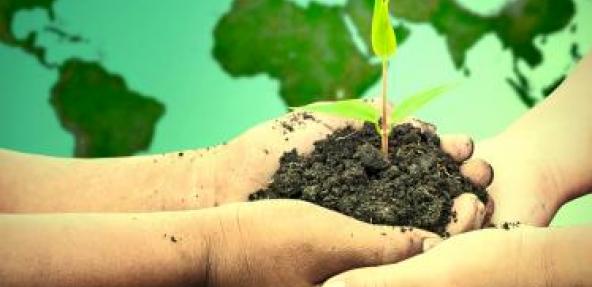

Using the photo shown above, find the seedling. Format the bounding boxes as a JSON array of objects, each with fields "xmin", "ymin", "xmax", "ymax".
[
  {"xmin": 295, "ymin": 84, "xmax": 452, "ymax": 148},
  {"xmin": 372, "ymin": 0, "xmax": 397, "ymax": 155},
  {"xmin": 296, "ymin": 0, "xmax": 452, "ymax": 156}
]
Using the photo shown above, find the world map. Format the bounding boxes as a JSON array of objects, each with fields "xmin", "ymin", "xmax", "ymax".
[{"xmin": 0, "ymin": 0, "xmax": 582, "ymax": 157}]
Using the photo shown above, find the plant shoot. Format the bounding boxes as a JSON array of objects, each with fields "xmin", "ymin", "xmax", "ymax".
[
  {"xmin": 296, "ymin": 85, "xmax": 452, "ymax": 139},
  {"xmin": 372, "ymin": 0, "xmax": 397, "ymax": 155},
  {"xmin": 296, "ymin": 0, "xmax": 452, "ymax": 156}
]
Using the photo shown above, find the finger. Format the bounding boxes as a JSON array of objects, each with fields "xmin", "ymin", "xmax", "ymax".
[
  {"xmin": 402, "ymin": 117, "xmax": 437, "ymax": 133},
  {"xmin": 446, "ymin": 193, "xmax": 486, "ymax": 235},
  {"xmin": 322, "ymin": 256, "xmax": 433, "ymax": 287},
  {"xmin": 440, "ymin": 134, "xmax": 474, "ymax": 162},
  {"xmin": 287, "ymin": 204, "xmax": 440, "ymax": 283},
  {"xmin": 309, "ymin": 224, "xmax": 438, "ymax": 283},
  {"xmin": 460, "ymin": 158, "xmax": 494, "ymax": 188}
]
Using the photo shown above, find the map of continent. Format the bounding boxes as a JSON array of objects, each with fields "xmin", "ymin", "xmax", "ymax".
[
  {"xmin": 0, "ymin": 0, "xmax": 585, "ymax": 157},
  {"xmin": 213, "ymin": 0, "xmax": 383, "ymax": 107},
  {"xmin": 0, "ymin": 0, "xmax": 54, "ymax": 67},
  {"xmin": 214, "ymin": 0, "xmax": 579, "ymax": 108},
  {"xmin": 0, "ymin": 0, "xmax": 165, "ymax": 157},
  {"xmin": 50, "ymin": 60, "xmax": 164, "ymax": 157}
]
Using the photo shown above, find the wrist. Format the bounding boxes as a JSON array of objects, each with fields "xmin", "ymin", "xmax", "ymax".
[
  {"xmin": 151, "ymin": 147, "xmax": 227, "ymax": 210},
  {"xmin": 187, "ymin": 147, "xmax": 226, "ymax": 208},
  {"xmin": 499, "ymin": 119, "xmax": 592, "ymax": 203},
  {"xmin": 172, "ymin": 208, "xmax": 224, "ymax": 287},
  {"xmin": 512, "ymin": 227, "xmax": 554, "ymax": 287},
  {"xmin": 475, "ymin": 135, "xmax": 566, "ymax": 224},
  {"xmin": 538, "ymin": 226, "xmax": 592, "ymax": 287},
  {"xmin": 494, "ymin": 132, "xmax": 579, "ymax": 207},
  {"xmin": 194, "ymin": 203, "xmax": 252, "ymax": 287}
]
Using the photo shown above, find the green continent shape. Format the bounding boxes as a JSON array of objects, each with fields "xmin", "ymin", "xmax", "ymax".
[
  {"xmin": 0, "ymin": 0, "xmax": 56, "ymax": 67},
  {"xmin": 214, "ymin": 0, "xmax": 574, "ymax": 107},
  {"xmin": 393, "ymin": 0, "xmax": 575, "ymax": 68},
  {"xmin": 493, "ymin": 0, "xmax": 575, "ymax": 67},
  {"xmin": 213, "ymin": 0, "xmax": 381, "ymax": 107},
  {"xmin": 50, "ymin": 60, "xmax": 165, "ymax": 158}
]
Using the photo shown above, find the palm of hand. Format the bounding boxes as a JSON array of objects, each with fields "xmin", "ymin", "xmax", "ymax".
[
  {"xmin": 211, "ymin": 111, "xmax": 492, "ymax": 235},
  {"xmin": 475, "ymin": 138, "xmax": 563, "ymax": 226},
  {"xmin": 206, "ymin": 200, "xmax": 436, "ymax": 287},
  {"xmin": 323, "ymin": 227, "xmax": 549, "ymax": 287}
]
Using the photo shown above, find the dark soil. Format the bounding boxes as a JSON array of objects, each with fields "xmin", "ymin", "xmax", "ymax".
[{"xmin": 249, "ymin": 122, "xmax": 487, "ymax": 235}]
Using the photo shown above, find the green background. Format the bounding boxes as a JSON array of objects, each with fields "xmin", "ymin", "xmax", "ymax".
[{"xmin": 0, "ymin": 0, "xmax": 590, "ymax": 226}]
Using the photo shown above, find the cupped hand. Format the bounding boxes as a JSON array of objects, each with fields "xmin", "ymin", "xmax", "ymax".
[
  {"xmin": 204, "ymin": 199, "xmax": 440, "ymax": 287},
  {"xmin": 474, "ymin": 137, "xmax": 565, "ymax": 227},
  {"xmin": 213, "ymin": 101, "xmax": 493, "ymax": 235},
  {"xmin": 322, "ymin": 226, "xmax": 550, "ymax": 287}
]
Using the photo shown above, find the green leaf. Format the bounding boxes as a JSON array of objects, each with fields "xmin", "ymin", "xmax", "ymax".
[
  {"xmin": 390, "ymin": 84, "xmax": 455, "ymax": 124},
  {"xmin": 371, "ymin": 0, "xmax": 397, "ymax": 59},
  {"xmin": 294, "ymin": 100, "xmax": 380, "ymax": 124}
]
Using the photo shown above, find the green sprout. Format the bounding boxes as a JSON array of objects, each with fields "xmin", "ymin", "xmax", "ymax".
[
  {"xmin": 295, "ymin": 0, "xmax": 453, "ymax": 156},
  {"xmin": 295, "ymin": 85, "xmax": 452, "ymax": 147},
  {"xmin": 373, "ymin": 0, "xmax": 397, "ymax": 155}
]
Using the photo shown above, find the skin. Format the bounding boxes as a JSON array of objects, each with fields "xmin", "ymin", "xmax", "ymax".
[
  {"xmin": 0, "ymin": 101, "xmax": 492, "ymax": 286},
  {"xmin": 8, "ymin": 48, "xmax": 592, "ymax": 286},
  {"xmin": 0, "ymin": 107, "xmax": 491, "ymax": 234},
  {"xmin": 323, "ymin": 51, "xmax": 592, "ymax": 287},
  {"xmin": 323, "ymin": 226, "xmax": 592, "ymax": 287},
  {"xmin": 0, "ymin": 200, "xmax": 439, "ymax": 287},
  {"xmin": 475, "ymin": 51, "xmax": 592, "ymax": 226},
  {"xmin": 3, "ymin": 46, "xmax": 590, "ymax": 287}
]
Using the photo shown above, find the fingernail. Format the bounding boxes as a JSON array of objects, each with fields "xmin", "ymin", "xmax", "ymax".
[
  {"xmin": 422, "ymin": 237, "xmax": 443, "ymax": 252},
  {"xmin": 487, "ymin": 162, "xmax": 494, "ymax": 185},
  {"xmin": 466, "ymin": 137, "xmax": 474, "ymax": 158},
  {"xmin": 324, "ymin": 281, "xmax": 346, "ymax": 287}
]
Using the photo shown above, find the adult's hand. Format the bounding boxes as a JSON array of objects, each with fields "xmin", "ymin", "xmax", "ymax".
[
  {"xmin": 0, "ymin": 200, "xmax": 437, "ymax": 287},
  {"xmin": 218, "ymin": 111, "xmax": 493, "ymax": 235},
  {"xmin": 471, "ymin": 52, "xmax": 592, "ymax": 227},
  {"xmin": 204, "ymin": 199, "xmax": 439, "ymax": 287},
  {"xmin": 0, "ymin": 100, "xmax": 493, "ymax": 236},
  {"xmin": 322, "ymin": 226, "xmax": 592, "ymax": 287},
  {"xmin": 474, "ymin": 137, "xmax": 565, "ymax": 227}
]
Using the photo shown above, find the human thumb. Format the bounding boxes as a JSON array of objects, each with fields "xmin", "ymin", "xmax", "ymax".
[
  {"xmin": 306, "ymin": 221, "xmax": 439, "ymax": 284},
  {"xmin": 322, "ymin": 258, "xmax": 425, "ymax": 287}
]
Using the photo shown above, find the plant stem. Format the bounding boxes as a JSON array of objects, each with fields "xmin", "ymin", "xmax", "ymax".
[{"xmin": 381, "ymin": 59, "xmax": 389, "ymax": 156}]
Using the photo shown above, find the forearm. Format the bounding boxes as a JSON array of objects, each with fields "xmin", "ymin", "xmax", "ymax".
[
  {"xmin": 0, "ymin": 148, "xmax": 223, "ymax": 212},
  {"xmin": 540, "ymin": 226, "xmax": 592, "ymax": 286},
  {"xmin": 0, "ymin": 209, "xmax": 216, "ymax": 287},
  {"xmin": 487, "ymin": 52, "xmax": 592, "ymax": 203},
  {"xmin": 508, "ymin": 52, "xmax": 591, "ymax": 198},
  {"xmin": 476, "ymin": 226, "xmax": 592, "ymax": 286}
]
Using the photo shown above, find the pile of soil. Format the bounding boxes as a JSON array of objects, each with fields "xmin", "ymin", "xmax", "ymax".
[{"xmin": 249, "ymin": 122, "xmax": 487, "ymax": 235}]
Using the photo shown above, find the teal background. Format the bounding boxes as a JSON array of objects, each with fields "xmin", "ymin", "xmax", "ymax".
[{"xmin": 0, "ymin": 0, "xmax": 591, "ymax": 225}]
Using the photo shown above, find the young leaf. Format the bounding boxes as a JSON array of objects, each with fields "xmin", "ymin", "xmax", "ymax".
[
  {"xmin": 371, "ymin": 0, "xmax": 397, "ymax": 59},
  {"xmin": 390, "ymin": 84, "xmax": 454, "ymax": 124},
  {"xmin": 294, "ymin": 100, "xmax": 380, "ymax": 124}
]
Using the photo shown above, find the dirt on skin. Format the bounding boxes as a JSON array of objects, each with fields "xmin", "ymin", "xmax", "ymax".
[{"xmin": 250, "ymin": 122, "xmax": 487, "ymax": 235}]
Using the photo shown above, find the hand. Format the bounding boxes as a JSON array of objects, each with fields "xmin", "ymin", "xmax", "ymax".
[
  {"xmin": 214, "ymin": 108, "xmax": 493, "ymax": 235},
  {"xmin": 474, "ymin": 136, "xmax": 566, "ymax": 227},
  {"xmin": 204, "ymin": 199, "xmax": 440, "ymax": 287},
  {"xmin": 322, "ymin": 226, "xmax": 551, "ymax": 287}
]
